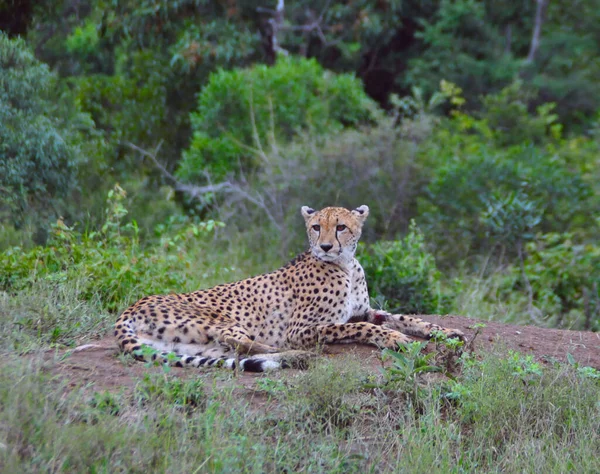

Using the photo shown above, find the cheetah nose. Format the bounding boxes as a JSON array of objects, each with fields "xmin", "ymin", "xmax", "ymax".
[{"xmin": 320, "ymin": 243, "xmax": 333, "ymax": 252}]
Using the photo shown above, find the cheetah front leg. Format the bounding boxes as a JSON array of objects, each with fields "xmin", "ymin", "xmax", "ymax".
[
  {"xmin": 366, "ymin": 310, "xmax": 465, "ymax": 341},
  {"xmin": 288, "ymin": 322, "xmax": 413, "ymax": 350}
]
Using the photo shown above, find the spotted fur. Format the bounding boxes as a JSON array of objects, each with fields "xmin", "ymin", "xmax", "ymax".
[{"xmin": 115, "ymin": 205, "xmax": 464, "ymax": 372}]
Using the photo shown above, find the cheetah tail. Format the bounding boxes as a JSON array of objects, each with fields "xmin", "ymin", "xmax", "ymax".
[
  {"xmin": 130, "ymin": 348, "xmax": 281, "ymax": 372},
  {"xmin": 115, "ymin": 318, "xmax": 280, "ymax": 372}
]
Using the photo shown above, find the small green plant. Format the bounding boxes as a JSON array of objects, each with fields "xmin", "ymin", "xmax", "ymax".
[
  {"xmin": 566, "ymin": 353, "xmax": 600, "ymax": 380},
  {"xmin": 255, "ymin": 377, "xmax": 287, "ymax": 397},
  {"xmin": 134, "ymin": 373, "xmax": 206, "ymax": 411},
  {"xmin": 382, "ymin": 342, "xmax": 441, "ymax": 383},
  {"xmin": 430, "ymin": 329, "xmax": 465, "ymax": 373},
  {"xmin": 507, "ymin": 351, "xmax": 543, "ymax": 384},
  {"xmin": 88, "ymin": 391, "xmax": 122, "ymax": 417},
  {"xmin": 381, "ymin": 341, "xmax": 442, "ymax": 406}
]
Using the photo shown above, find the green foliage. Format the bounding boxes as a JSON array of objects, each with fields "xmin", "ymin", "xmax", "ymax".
[
  {"xmin": 0, "ymin": 279, "xmax": 110, "ymax": 351},
  {"xmin": 478, "ymin": 81, "xmax": 562, "ymax": 146},
  {"xmin": 566, "ymin": 353, "xmax": 600, "ymax": 380},
  {"xmin": 532, "ymin": 1, "xmax": 600, "ymax": 127},
  {"xmin": 479, "ymin": 190, "xmax": 543, "ymax": 246},
  {"xmin": 381, "ymin": 341, "xmax": 440, "ymax": 389},
  {"xmin": 0, "ymin": 185, "xmax": 225, "ymax": 312},
  {"xmin": 135, "ymin": 373, "xmax": 206, "ymax": 411},
  {"xmin": 0, "ymin": 33, "xmax": 79, "ymax": 227},
  {"xmin": 506, "ymin": 351, "xmax": 543, "ymax": 383},
  {"xmin": 407, "ymin": 0, "xmax": 521, "ymax": 102},
  {"xmin": 501, "ymin": 233, "xmax": 600, "ymax": 329},
  {"xmin": 170, "ymin": 19, "xmax": 258, "ymax": 73},
  {"xmin": 449, "ymin": 350, "xmax": 600, "ymax": 455},
  {"xmin": 89, "ymin": 391, "xmax": 122, "ymax": 417},
  {"xmin": 178, "ymin": 57, "xmax": 377, "ymax": 181},
  {"xmin": 358, "ymin": 222, "xmax": 451, "ymax": 314},
  {"xmin": 65, "ymin": 20, "xmax": 99, "ymax": 57},
  {"xmin": 1, "ymin": 344, "xmax": 599, "ymax": 472},
  {"xmin": 284, "ymin": 359, "xmax": 366, "ymax": 432},
  {"xmin": 71, "ymin": 50, "xmax": 177, "ymax": 175},
  {"xmin": 219, "ymin": 117, "xmax": 424, "ymax": 259},
  {"xmin": 420, "ymin": 143, "xmax": 593, "ymax": 260}
]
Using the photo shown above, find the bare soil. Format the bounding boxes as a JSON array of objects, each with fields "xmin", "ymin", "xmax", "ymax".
[{"xmin": 41, "ymin": 315, "xmax": 600, "ymax": 394}]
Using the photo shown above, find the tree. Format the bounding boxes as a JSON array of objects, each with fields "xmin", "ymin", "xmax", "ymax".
[{"xmin": 0, "ymin": 33, "xmax": 80, "ymax": 229}]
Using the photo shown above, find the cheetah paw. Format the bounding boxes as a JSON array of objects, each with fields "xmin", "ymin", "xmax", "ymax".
[
  {"xmin": 382, "ymin": 331, "xmax": 413, "ymax": 350},
  {"xmin": 280, "ymin": 350, "xmax": 317, "ymax": 370},
  {"xmin": 439, "ymin": 327, "xmax": 466, "ymax": 341}
]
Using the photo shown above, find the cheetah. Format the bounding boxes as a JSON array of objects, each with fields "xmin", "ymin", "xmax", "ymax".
[{"xmin": 115, "ymin": 205, "xmax": 464, "ymax": 372}]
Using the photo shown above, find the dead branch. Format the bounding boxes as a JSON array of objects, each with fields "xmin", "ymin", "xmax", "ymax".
[
  {"xmin": 259, "ymin": 0, "xmax": 334, "ymax": 60},
  {"xmin": 126, "ymin": 142, "xmax": 282, "ymax": 231},
  {"xmin": 525, "ymin": 0, "xmax": 548, "ymax": 64},
  {"xmin": 517, "ymin": 240, "xmax": 545, "ymax": 325}
]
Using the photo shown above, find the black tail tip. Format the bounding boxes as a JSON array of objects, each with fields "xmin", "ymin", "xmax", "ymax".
[{"xmin": 240, "ymin": 359, "xmax": 267, "ymax": 372}]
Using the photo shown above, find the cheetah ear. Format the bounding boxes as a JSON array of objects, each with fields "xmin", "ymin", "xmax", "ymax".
[
  {"xmin": 301, "ymin": 206, "xmax": 316, "ymax": 220},
  {"xmin": 351, "ymin": 205, "xmax": 369, "ymax": 222}
]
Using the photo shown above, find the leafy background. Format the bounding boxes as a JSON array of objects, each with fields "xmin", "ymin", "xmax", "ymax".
[{"xmin": 1, "ymin": 0, "xmax": 599, "ymax": 333}]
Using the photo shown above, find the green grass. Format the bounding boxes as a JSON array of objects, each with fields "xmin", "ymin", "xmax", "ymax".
[
  {"xmin": 0, "ymin": 261, "xmax": 598, "ymax": 472},
  {"xmin": 0, "ymin": 350, "xmax": 598, "ymax": 473},
  {"xmin": 0, "ymin": 279, "xmax": 110, "ymax": 352},
  {"xmin": 0, "ymin": 198, "xmax": 598, "ymax": 472}
]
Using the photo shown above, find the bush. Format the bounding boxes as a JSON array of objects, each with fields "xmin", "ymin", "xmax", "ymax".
[
  {"xmin": 478, "ymin": 81, "xmax": 562, "ymax": 147},
  {"xmin": 0, "ymin": 33, "xmax": 80, "ymax": 228},
  {"xmin": 200, "ymin": 117, "xmax": 426, "ymax": 259},
  {"xmin": 178, "ymin": 57, "xmax": 378, "ymax": 181},
  {"xmin": 500, "ymin": 233, "xmax": 600, "ymax": 330},
  {"xmin": 420, "ymin": 144, "xmax": 593, "ymax": 261},
  {"xmin": 357, "ymin": 222, "xmax": 451, "ymax": 314},
  {"xmin": 0, "ymin": 185, "xmax": 225, "ymax": 312}
]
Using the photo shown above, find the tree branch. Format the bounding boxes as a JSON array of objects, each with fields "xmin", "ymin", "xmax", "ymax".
[
  {"xmin": 504, "ymin": 24, "xmax": 512, "ymax": 55},
  {"xmin": 126, "ymin": 142, "xmax": 282, "ymax": 231},
  {"xmin": 259, "ymin": 0, "xmax": 334, "ymax": 60},
  {"xmin": 517, "ymin": 240, "xmax": 545, "ymax": 325},
  {"xmin": 525, "ymin": 0, "xmax": 548, "ymax": 64}
]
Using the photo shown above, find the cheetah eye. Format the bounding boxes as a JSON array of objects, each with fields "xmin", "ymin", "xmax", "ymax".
[
  {"xmin": 312, "ymin": 224, "xmax": 321, "ymax": 232},
  {"xmin": 336, "ymin": 224, "xmax": 347, "ymax": 232}
]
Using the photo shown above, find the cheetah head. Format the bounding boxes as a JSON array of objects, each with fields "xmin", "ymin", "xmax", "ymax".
[{"xmin": 301, "ymin": 205, "xmax": 369, "ymax": 263}]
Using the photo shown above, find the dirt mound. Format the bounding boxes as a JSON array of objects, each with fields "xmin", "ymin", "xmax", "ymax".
[{"xmin": 42, "ymin": 315, "xmax": 600, "ymax": 394}]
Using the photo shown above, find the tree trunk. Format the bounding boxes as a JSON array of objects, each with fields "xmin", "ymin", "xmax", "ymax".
[
  {"xmin": 504, "ymin": 24, "xmax": 512, "ymax": 55},
  {"xmin": 525, "ymin": 0, "xmax": 548, "ymax": 64}
]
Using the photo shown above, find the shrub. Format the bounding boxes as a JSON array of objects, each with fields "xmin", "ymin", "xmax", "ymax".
[
  {"xmin": 357, "ymin": 222, "xmax": 451, "ymax": 314},
  {"xmin": 0, "ymin": 33, "xmax": 79, "ymax": 228},
  {"xmin": 71, "ymin": 50, "xmax": 176, "ymax": 173},
  {"xmin": 419, "ymin": 144, "xmax": 593, "ymax": 261},
  {"xmin": 199, "ymin": 117, "xmax": 426, "ymax": 259},
  {"xmin": 0, "ymin": 185, "xmax": 225, "ymax": 312},
  {"xmin": 501, "ymin": 233, "xmax": 600, "ymax": 330},
  {"xmin": 178, "ymin": 57, "xmax": 378, "ymax": 181},
  {"xmin": 478, "ymin": 81, "xmax": 562, "ymax": 146}
]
